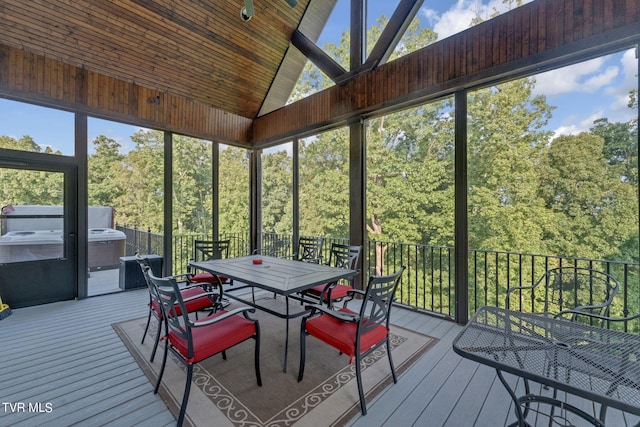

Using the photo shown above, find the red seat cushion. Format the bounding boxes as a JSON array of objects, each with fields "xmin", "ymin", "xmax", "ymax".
[
  {"xmin": 305, "ymin": 283, "xmax": 353, "ymax": 302},
  {"xmin": 189, "ymin": 272, "xmax": 230, "ymax": 284},
  {"xmin": 169, "ymin": 310, "xmax": 257, "ymax": 363},
  {"xmin": 151, "ymin": 287, "xmax": 213, "ymax": 317},
  {"xmin": 304, "ymin": 308, "xmax": 388, "ymax": 358}
]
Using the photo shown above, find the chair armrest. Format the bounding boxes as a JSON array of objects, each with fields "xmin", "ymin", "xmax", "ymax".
[
  {"xmin": 504, "ymin": 284, "xmax": 536, "ymax": 309},
  {"xmin": 556, "ymin": 309, "xmax": 640, "ymax": 324},
  {"xmin": 156, "ymin": 272, "xmax": 199, "ymax": 286},
  {"xmin": 181, "ymin": 281, "xmax": 214, "ymax": 290},
  {"xmin": 170, "ymin": 272, "xmax": 191, "ymax": 281},
  {"xmin": 181, "ymin": 291, "xmax": 218, "ymax": 303},
  {"xmin": 346, "ymin": 289, "xmax": 365, "ymax": 298},
  {"xmin": 303, "ymin": 303, "xmax": 360, "ymax": 322},
  {"xmin": 191, "ymin": 307, "xmax": 256, "ymax": 327},
  {"xmin": 317, "ymin": 281, "xmax": 338, "ymax": 299}
]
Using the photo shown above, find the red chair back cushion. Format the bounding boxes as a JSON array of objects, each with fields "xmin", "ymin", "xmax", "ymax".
[
  {"xmin": 151, "ymin": 287, "xmax": 213, "ymax": 317},
  {"xmin": 190, "ymin": 272, "xmax": 229, "ymax": 284}
]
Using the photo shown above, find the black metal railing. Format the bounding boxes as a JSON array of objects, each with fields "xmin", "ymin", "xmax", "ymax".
[
  {"xmin": 117, "ymin": 226, "xmax": 640, "ymax": 330},
  {"xmin": 117, "ymin": 225, "xmax": 164, "ymax": 256}
]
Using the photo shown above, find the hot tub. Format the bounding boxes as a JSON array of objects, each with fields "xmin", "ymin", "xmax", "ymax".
[
  {"xmin": 0, "ymin": 205, "xmax": 126, "ymax": 269},
  {"xmin": 0, "ymin": 228, "xmax": 125, "ymax": 269},
  {"xmin": 88, "ymin": 228, "xmax": 126, "ymax": 271},
  {"xmin": 0, "ymin": 230, "xmax": 64, "ymax": 263}
]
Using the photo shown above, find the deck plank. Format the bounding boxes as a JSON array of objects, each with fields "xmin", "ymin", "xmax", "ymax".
[
  {"xmin": 2, "ymin": 289, "xmax": 639, "ymax": 426},
  {"xmin": 0, "ymin": 289, "xmax": 171, "ymax": 427}
]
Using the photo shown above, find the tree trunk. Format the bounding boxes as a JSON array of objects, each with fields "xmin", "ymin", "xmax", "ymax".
[{"xmin": 366, "ymin": 213, "xmax": 387, "ymax": 275}]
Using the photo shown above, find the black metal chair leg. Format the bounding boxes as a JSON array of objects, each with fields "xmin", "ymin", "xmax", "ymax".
[
  {"xmin": 150, "ymin": 317, "xmax": 162, "ymax": 362},
  {"xmin": 355, "ymin": 354, "xmax": 367, "ymax": 415},
  {"xmin": 141, "ymin": 309, "xmax": 152, "ymax": 344},
  {"xmin": 177, "ymin": 364, "xmax": 193, "ymax": 427},
  {"xmin": 255, "ymin": 322, "xmax": 262, "ymax": 386},
  {"xmin": 298, "ymin": 321, "xmax": 307, "ymax": 382},
  {"xmin": 386, "ymin": 337, "xmax": 397, "ymax": 383},
  {"xmin": 154, "ymin": 338, "xmax": 169, "ymax": 394}
]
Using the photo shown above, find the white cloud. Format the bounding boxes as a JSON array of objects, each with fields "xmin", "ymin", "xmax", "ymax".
[
  {"xmin": 604, "ymin": 48, "xmax": 638, "ymax": 122},
  {"xmin": 551, "ymin": 111, "xmax": 605, "ymax": 138},
  {"xmin": 532, "ymin": 58, "xmax": 610, "ymax": 96},
  {"xmin": 583, "ymin": 66, "xmax": 619, "ymax": 91},
  {"xmin": 421, "ymin": 2, "xmax": 637, "ymax": 139},
  {"xmin": 422, "ymin": 0, "xmax": 534, "ymax": 41}
]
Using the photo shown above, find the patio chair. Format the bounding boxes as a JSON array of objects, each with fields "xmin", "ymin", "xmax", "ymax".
[
  {"xmin": 300, "ymin": 243, "xmax": 361, "ymax": 308},
  {"xmin": 187, "ymin": 239, "xmax": 233, "ymax": 287},
  {"xmin": 550, "ymin": 307, "xmax": 640, "ymax": 422},
  {"xmin": 136, "ymin": 254, "xmax": 221, "ymax": 362},
  {"xmin": 298, "ymin": 266, "xmax": 405, "ymax": 416},
  {"xmin": 505, "ymin": 267, "xmax": 619, "ymax": 320},
  {"xmin": 255, "ymin": 236, "xmax": 324, "ymax": 299},
  {"xmin": 254, "ymin": 236, "xmax": 323, "ymax": 262},
  {"xmin": 254, "ymin": 236, "xmax": 291, "ymax": 258},
  {"xmin": 293, "ymin": 236, "xmax": 324, "ymax": 263},
  {"xmin": 146, "ymin": 267, "xmax": 262, "ymax": 427}
]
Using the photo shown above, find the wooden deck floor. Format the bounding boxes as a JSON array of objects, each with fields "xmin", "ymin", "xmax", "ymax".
[{"xmin": 1, "ymin": 289, "xmax": 638, "ymax": 426}]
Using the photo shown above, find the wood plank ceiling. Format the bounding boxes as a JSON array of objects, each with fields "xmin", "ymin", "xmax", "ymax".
[{"xmin": 0, "ymin": 0, "xmax": 332, "ymax": 120}]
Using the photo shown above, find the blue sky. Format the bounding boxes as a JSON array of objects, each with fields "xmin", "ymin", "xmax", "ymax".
[{"xmin": 0, "ymin": 0, "xmax": 637, "ymax": 155}]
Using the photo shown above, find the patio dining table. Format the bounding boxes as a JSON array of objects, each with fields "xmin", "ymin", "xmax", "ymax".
[
  {"xmin": 188, "ymin": 254, "xmax": 357, "ymax": 371},
  {"xmin": 453, "ymin": 306, "xmax": 640, "ymax": 427}
]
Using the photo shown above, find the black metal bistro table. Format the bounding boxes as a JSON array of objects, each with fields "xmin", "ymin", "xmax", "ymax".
[
  {"xmin": 189, "ymin": 255, "xmax": 357, "ymax": 371},
  {"xmin": 453, "ymin": 306, "xmax": 640, "ymax": 427}
]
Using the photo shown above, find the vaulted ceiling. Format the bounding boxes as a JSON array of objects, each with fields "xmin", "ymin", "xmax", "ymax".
[{"xmin": 0, "ymin": 0, "xmax": 334, "ymax": 119}]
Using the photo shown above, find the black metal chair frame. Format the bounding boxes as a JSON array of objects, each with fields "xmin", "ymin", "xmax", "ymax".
[
  {"xmin": 136, "ymin": 254, "xmax": 219, "ymax": 362},
  {"xmin": 298, "ymin": 265, "xmax": 406, "ymax": 416},
  {"xmin": 294, "ymin": 236, "xmax": 324, "ymax": 263},
  {"xmin": 505, "ymin": 266, "xmax": 619, "ymax": 319},
  {"xmin": 146, "ymin": 267, "xmax": 262, "ymax": 427},
  {"xmin": 193, "ymin": 239, "xmax": 230, "ymax": 262},
  {"xmin": 505, "ymin": 267, "xmax": 622, "ymax": 423},
  {"xmin": 256, "ymin": 236, "xmax": 324, "ymax": 300},
  {"xmin": 189, "ymin": 239, "xmax": 233, "ymax": 303},
  {"xmin": 301, "ymin": 243, "xmax": 362, "ymax": 308}
]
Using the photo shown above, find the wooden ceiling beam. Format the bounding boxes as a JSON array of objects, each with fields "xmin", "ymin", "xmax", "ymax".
[
  {"xmin": 362, "ymin": 0, "xmax": 425, "ymax": 71},
  {"xmin": 252, "ymin": 0, "xmax": 640, "ymax": 145},
  {"xmin": 291, "ymin": 30, "xmax": 346, "ymax": 81}
]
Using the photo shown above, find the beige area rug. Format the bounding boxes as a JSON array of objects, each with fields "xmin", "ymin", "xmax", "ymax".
[{"xmin": 113, "ymin": 295, "xmax": 438, "ymax": 427}]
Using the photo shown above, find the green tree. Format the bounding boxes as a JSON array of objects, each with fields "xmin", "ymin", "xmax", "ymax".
[
  {"xmin": 261, "ymin": 148, "xmax": 292, "ymax": 234},
  {"xmin": 539, "ymin": 132, "xmax": 638, "ymax": 261},
  {"xmin": 172, "ymin": 135, "xmax": 213, "ymax": 235},
  {"xmin": 88, "ymin": 135, "xmax": 125, "ymax": 207},
  {"xmin": 219, "ymin": 146, "xmax": 250, "ymax": 234},
  {"xmin": 299, "ymin": 129, "xmax": 350, "ymax": 239},
  {"xmin": 467, "ymin": 79, "xmax": 555, "ymax": 254},
  {"xmin": 591, "ymin": 118, "xmax": 638, "ymax": 184},
  {"xmin": 0, "ymin": 135, "xmax": 41, "ymax": 152},
  {"xmin": 113, "ymin": 130, "xmax": 164, "ymax": 231},
  {"xmin": 0, "ymin": 136, "xmax": 64, "ymax": 209},
  {"xmin": 366, "ymin": 100, "xmax": 455, "ymax": 246}
]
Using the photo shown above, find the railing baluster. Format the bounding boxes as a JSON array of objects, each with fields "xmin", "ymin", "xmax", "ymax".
[{"xmin": 116, "ymin": 226, "xmax": 639, "ymax": 325}]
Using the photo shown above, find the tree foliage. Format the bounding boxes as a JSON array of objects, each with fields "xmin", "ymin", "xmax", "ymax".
[
  {"xmin": 0, "ymin": 15, "xmax": 637, "ymax": 276},
  {"xmin": 0, "ymin": 136, "xmax": 64, "ymax": 209}
]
